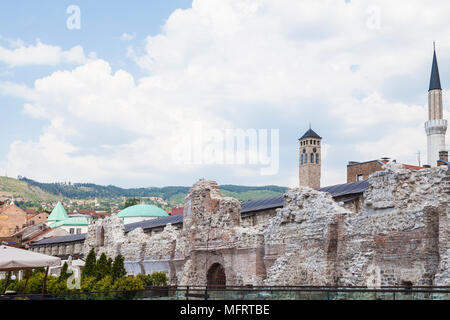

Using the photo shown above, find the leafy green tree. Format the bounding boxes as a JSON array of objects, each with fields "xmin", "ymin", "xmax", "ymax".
[
  {"xmin": 150, "ymin": 272, "xmax": 168, "ymax": 286},
  {"xmin": 80, "ymin": 276, "xmax": 97, "ymax": 293},
  {"xmin": 106, "ymin": 257, "xmax": 113, "ymax": 276},
  {"xmin": 24, "ymin": 272, "xmax": 46, "ymax": 294},
  {"xmin": 124, "ymin": 197, "xmax": 140, "ymax": 208},
  {"xmin": 47, "ymin": 278, "xmax": 69, "ymax": 294},
  {"xmin": 96, "ymin": 253, "xmax": 109, "ymax": 280},
  {"xmin": 112, "ymin": 276, "xmax": 144, "ymax": 291},
  {"xmin": 82, "ymin": 248, "xmax": 97, "ymax": 278},
  {"xmin": 112, "ymin": 254, "xmax": 127, "ymax": 280},
  {"xmin": 93, "ymin": 275, "xmax": 113, "ymax": 292}
]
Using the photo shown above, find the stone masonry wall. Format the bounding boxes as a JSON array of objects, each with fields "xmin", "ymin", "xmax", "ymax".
[
  {"xmin": 263, "ymin": 187, "xmax": 351, "ymax": 285},
  {"xmin": 263, "ymin": 163, "xmax": 449, "ymax": 286}
]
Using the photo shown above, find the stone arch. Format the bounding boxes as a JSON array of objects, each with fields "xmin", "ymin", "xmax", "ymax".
[{"xmin": 207, "ymin": 263, "xmax": 226, "ymax": 287}]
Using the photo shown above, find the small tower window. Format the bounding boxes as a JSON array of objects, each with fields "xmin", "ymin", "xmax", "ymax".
[
  {"xmin": 316, "ymin": 154, "xmax": 319, "ymax": 164},
  {"xmin": 301, "ymin": 154, "xmax": 304, "ymax": 165},
  {"xmin": 310, "ymin": 153, "xmax": 314, "ymax": 163},
  {"xmin": 305, "ymin": 154, "xmax": 308, "ymax": 164}
]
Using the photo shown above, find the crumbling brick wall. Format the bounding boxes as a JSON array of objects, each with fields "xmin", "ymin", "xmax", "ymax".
[
  {"xmin": 178, "ymin": 180, "xmax": 265, "ymax": 286},
  {"xmin": 263, "ymin": 187, "xmax": 351, "ymax": 285},
  {"xmin": 263, "ymin": 163, "xmax": 449, "ymax": 286}
]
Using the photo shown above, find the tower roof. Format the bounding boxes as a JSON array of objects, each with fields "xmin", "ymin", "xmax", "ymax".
[
  {"xmin": 299, "ymin": 128, "xmax": 321, "ymax": 140},
  {"xmin": 429, "ymin": 47, "xmax": 442, "ymax": 91},
  {"xmin": 47, "ymin": 201, "xmax": 69, "ymax": 222}
]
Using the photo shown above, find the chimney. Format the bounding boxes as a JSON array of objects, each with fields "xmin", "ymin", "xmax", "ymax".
[{"xmin": 438, "ymin": 150, "xmax": 448, "ymax": 166}]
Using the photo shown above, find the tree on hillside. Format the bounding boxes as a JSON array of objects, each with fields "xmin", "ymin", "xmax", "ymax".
[
  {"xmin": 124, "ymin": 197, "xmax": 140, "ymax": 208},
  {"xmin": 112, "ymin": 254, "xmax": 127, "ymax": 280},
  {"xmin": 82, "ymin": 248, "xmax": 97, "ymax": 278}
]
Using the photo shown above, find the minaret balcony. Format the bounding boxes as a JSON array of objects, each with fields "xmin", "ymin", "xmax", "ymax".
[{"xmin": 425, "ymin": 119, "xmax": 448, "ymax": 135}]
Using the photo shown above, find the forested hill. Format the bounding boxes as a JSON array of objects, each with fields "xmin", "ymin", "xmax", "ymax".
[{"xmin": 18, "ymin": 177, "xmax": 287, "ymax": 203}]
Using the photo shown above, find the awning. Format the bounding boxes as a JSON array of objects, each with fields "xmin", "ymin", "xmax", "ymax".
[{"xmin": 0, "ymin": 245, "xmax": 61, "ymax": 271}]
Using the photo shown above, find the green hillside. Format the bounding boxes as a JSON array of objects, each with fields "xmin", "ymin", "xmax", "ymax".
[
  {"xmin": 0, "ymin": 176, "xmax": 287, "ymax": 207},
  {"xmin": 0, "ymin": 176, "xmax": 58, "ymax": 202}
]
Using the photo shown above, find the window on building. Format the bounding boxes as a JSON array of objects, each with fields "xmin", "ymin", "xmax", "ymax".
[
  {"xmin": 305, "ymin": 154, "xmax": 307, "ymax": 164},
  {"xmin": 69, "ymin": 228, "xmax": 74, "ymax": 234},
  {"xmin": 76, "ymin": 228, "xmax": 81, "ymax": 235},
  {"xmin": 316, "ymin": 153, "xmax": 319, "ymax": 164},
  {"xmin": 357, "ymin": 174, "xmax": 364, "ymax": 181},
  {"xmin": 301, "ymin": 154, "xmax": 304, "ymax": 165},
  {"xmin": 310, "ymin": 153, "xmax": 314, "ymax": 163}
]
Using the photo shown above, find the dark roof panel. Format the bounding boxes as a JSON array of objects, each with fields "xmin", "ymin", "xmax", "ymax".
[
  {"xmin": 29, "ymin": 234, "xmax": 86, "ymax": 246},
  {"xmin": 240, "ymin": 180, "xmax": 368, "ymax": 213},
  {"xmin": 241, "ymin": 195, "xmax": 284, "ymax": 213},
  {"xmin": 124, "ymin": 214, "xmax": 183, "ymax": 233},
  {"xmin": 319, "ymin": 180, "xmax": 369, "ymax": 198},
  {"xmin": 300, "ymin": 128, "xmax": 321, "ymax": 140}
]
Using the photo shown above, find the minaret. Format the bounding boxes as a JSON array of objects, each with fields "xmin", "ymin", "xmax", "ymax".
[
  {"xmin": 299, "ymin": 126, "xmax": 322, "ymax": 189},
  {"xmin": 425, "ymin": 44, "xmax": 447, "ymax": 166}
]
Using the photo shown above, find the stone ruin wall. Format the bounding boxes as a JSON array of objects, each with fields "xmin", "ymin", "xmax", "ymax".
[
  {"xmin": 80, "ymin": 164, "xmax": 449, "ymax": 286},
  {"xmin": 177, "ymin": 180, "xmax": 266, "ymax": 286},
  {"xmin": 264, "ymin": 163, "xmax": 449, "ymax": 286}
]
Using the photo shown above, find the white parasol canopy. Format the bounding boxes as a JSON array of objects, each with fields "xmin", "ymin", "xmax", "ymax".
[{"xmin": 0, "ymin": 245, "xmax": 61, "ymax": 271}]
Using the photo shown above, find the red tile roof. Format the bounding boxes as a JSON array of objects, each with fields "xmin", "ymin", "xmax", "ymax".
[{"xmin": 380, "ymin": 160, "xmax": 424, "ymax": 170}]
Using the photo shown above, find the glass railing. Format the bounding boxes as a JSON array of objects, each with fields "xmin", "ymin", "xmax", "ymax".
[{"xmin": 1, "ymin": 286, "xmax": 449, "ymax": 300}]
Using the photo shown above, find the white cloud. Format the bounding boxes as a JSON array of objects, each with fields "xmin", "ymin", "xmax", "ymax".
[
  {"xmin": 2, "ymin": 0, "xmax": 450, "ymax": 187},
  {"xmin": 0, "ymin": 39, "xmax": 87, "ymax": 67},
  {"xmin": 121, "ymin": 33, "xmax": 136, "ymax": 41}
]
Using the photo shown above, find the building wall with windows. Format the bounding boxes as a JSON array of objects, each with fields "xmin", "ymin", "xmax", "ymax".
[
  {"xmin": 0, "ymin": 203, "xmax": 28, "ymax": 237},
  {"xmin": 347, "ymin": 160, "xmax": 384, "ymax": 183}
]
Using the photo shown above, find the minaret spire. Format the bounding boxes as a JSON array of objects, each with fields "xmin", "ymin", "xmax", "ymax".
[
  {"xmin": 425, "ymin": 42, "xmax": 447, "ymax": 166},
  {"xmin": 429, "ymin": 42, "xmax": 442, "ymax": 91}
]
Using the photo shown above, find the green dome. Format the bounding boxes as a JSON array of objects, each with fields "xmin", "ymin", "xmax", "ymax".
[
  {"xmin": 47, "ymin": 202, "xmax": 69, "ymax": 222},
  {"xmin": 118, "ymin": 204, "xmax": 169, "ymax": 218}
]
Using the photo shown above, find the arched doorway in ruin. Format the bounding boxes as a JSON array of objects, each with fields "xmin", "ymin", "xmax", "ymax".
[{"xmin": 207, "ymin": 263, "xmax": 226, "ymax": 287}]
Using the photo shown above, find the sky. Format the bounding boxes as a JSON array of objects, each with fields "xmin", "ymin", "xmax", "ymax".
[{"xmin": 0, "ymin": 0, "xmax": 449, "ymax": 188}]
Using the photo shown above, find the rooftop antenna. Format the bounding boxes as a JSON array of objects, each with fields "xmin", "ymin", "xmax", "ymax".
[
  {"xmin": 433, "ymin": 41, "xmax": 436, "ymax": 51},
  {"xmin": 416, "ymin": 150, "xmax": 421, "ymax": 167}
]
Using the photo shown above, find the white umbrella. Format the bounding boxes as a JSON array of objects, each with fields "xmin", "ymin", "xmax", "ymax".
[
  {"xmin": 0, "ymin": 245, "xmax": 61, "ymax": 296},
  {"xmin": 0, "ymin": 245, "xmax": 60, "ymax": 271}
]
